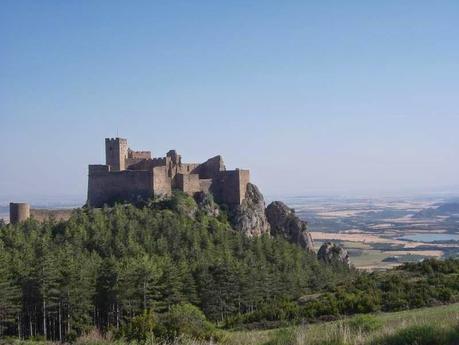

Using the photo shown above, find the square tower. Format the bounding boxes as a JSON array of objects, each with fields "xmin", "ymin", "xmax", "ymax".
[{"xmin": 105, "ymin": 138, "xmax": 128, "ymax": 171}]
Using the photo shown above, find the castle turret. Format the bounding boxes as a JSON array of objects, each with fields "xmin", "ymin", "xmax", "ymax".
[
  {"xmin": 9, "ymin": 202, "xmax": 30, "ymax": 224},
  {"xmin": 105, "ymin": 138, "xmax": 128, "ymax": 171}
]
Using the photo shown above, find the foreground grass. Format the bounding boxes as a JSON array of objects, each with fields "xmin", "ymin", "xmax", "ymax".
[
  {"xmin": 227, "ymin": 303, "xmax": 459, "ymax": 345},
  {"xmin": 3, "ymin": 304, "xmax": 459, "ymax": 345}
]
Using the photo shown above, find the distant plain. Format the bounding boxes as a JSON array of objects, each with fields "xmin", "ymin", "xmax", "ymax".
[{"xmin": 284, "ymin": 195, "xmax": 459, "ymax": 270}]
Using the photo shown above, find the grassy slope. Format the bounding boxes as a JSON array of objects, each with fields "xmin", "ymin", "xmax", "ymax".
[
  {"xmin": 227, "ymin": 303, "xmax": 459, "ymax": 345},
  {"xmin": 3, "ymin": 303, "xmax": 459, "ymax": 344}
]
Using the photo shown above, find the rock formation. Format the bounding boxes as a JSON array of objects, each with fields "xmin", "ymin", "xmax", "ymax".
[
  {"xmin": 195, "ymin": 192, "xmax": 220, "ymax": 217},
  {"xmin": 266, "ymin": 201, "xmax": 315, "ymax": 252},
  {"xmin": 317, "ymin": 242, "xmax": 351, "ymax": 267},
  {"xmin": 230, "ymin": 183, "xmax": 271, "ymax": 237}
]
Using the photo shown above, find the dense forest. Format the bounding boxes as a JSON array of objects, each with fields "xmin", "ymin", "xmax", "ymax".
[
  {"xmin": 0, "ymin": 193, "xmax": 458, "ymax": 343},
  {"xmin": 0, "ymin": 193, "xmax": 346, "ymax": 341}
]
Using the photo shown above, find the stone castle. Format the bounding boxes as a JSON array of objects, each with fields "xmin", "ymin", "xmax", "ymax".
[{"xmin": 87, "ymin": 138, "xmax": 250, "ymax": 207}]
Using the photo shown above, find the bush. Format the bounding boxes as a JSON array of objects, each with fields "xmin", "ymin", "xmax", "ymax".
[
  {"xmin": 158, "ymin": 303, "xmax": 219, "ymax": 340},
  {"xmin": 119, "ymin": 309, "xmax": 156, "ymax": 343},
  {"xmin": 347, "ymin": 314, "xmax": 382, "ymax": 333}
]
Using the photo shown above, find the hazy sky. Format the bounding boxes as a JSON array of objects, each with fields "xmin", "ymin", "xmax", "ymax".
[{"xmin": 1, "ymin": 1, "xmax": 458, "ymax": 202}]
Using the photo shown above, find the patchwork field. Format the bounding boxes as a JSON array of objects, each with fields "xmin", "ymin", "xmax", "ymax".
[{"xmin": 284, "ymin": 195, "xmax": 459, "ymax": 270}]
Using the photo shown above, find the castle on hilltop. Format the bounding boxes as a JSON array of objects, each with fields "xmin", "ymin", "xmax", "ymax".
[{"xmin": 87, "ymin": 138, "xmax": 250, "ymax": 207}]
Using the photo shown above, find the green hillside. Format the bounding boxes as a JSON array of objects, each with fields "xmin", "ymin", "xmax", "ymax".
[{"xmin": 1, "ymin": 193, "xmax": 458, "ymax": 345}]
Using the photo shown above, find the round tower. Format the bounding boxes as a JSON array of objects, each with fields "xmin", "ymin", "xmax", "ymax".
[{"xmin": 9, "ymin": 202, "xmax": 30, "ymax": 224}]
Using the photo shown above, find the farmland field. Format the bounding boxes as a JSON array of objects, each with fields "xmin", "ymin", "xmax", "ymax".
[{"xmin": 282, "ymin": 195, "xmax": 459, "ymax": 270}]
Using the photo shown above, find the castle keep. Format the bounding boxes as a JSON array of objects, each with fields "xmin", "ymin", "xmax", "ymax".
[{"xmin": 87, "ymin": 138, "xmax": 250, "ymax": 207}]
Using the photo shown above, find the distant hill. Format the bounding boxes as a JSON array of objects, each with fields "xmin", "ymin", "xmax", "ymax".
[{"xmin": 413, "ymin": 202, "xmax": 459, "ymax": 218}]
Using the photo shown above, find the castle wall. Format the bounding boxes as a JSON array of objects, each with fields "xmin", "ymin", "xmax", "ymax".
[
  {"xmin": 199, "ymin": 179, "xmax": 212, "ymax": 194},
  {"xmin": 196, "ymin": 156, "xmax": 226, "ymax": 179},
  {"xmin": 179, "ymin": 163, "xmax": 200, "ymax": 175},
  {"xmin": 176, "ymin": 173, "xmax": 201, "ymax": 195},
  {"xmin": 128, "ymin": 157, "xmax": 167, "ymax": 171},
  {"xmin": 126, "ymin": 151, "xmax": 152, "ymax": 168},
  {"xmin": 88, "ymin": 168, "xmax": 153, "ymax": 207},
  {"xmin": 89, "ymin": 164, "xmax": 110, "ymax": 174},
  {"xmin": 213, "ymin": 169, "xmax": 249, "ymax": 205},
  {"xmin": 30, "ymin": 208, "xmax": 73, "ymax": 222},
  {"xmin": 238, "ymin": 169, "xmax": 250, "ymax": 203},
  {"xmin": 126, "ymin": 158, "xmax": 144, "ymax": 168},
  {"xmin": 152, "ymin": 166, "xmax": 171, "ymax": 196},
  {"xmin": 128, "ymin": 150, "xmax": 151, "ymax": 159}
]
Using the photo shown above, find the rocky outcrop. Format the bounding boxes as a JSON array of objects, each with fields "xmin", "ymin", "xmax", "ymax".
[
  {"xmin": 266, "ymin": 201, "xmax": 315, "ymax": 252},
  {"xmin": 317, "ymin": 242, "xmax": 351, "ymax": 267},
  {"xmin": 230, "ymin": 183, "xmax": 271, "ymax": 237},
  {"xmin": 195, "ymin": 192, "xmax": 220, "ymax": 217}
]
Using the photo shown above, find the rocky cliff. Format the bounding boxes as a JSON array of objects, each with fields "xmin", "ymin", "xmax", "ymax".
[
  {"xmin": 265, "ymin": 201, "xmax": 315, "ymax": 252},
  {"xmin": 195, "ymin": 191, "xmax": 220, "ymax": 217},
  {"xmin": 230, "ymin": 183, "xmax": 271, "ymax": 237},
  {"xmin": 228, "ymin": 185, "xmax": 316, "ymax": 253}
]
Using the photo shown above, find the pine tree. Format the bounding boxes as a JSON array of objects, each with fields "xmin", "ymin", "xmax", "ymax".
[{"xmin": 0, "ymin": 248, "xmax": 21, "ymax": 337}]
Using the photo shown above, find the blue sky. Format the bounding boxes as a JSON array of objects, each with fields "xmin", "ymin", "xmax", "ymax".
[{"xmin": 1, "ymin": 1, "xmax": 458, "ymax": 202}]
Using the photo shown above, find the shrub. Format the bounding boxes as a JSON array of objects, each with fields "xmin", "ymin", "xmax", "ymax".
[
  {"xmin": 346, "ymin": 314, "xmax": 383, "ymax": 333},
  {"xmin": 120, "ymin": 309, "xmax": 156, "ymax": 343},
  {"xmin": 158, "ymin": 303, "xmax": 218, "ymax": 340}
]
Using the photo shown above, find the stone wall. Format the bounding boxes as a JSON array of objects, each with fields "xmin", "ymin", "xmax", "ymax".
[
  {"xmin": 152, "ymin": 166, "xmax": 172, "ymax": 196},
  {"xmin": 128, "ymin": 150, "xmax": 151, "ymax": 159},
  {"xmin": 89, "ymin": 164, "xmax": 110, "ymax": 174},
  {"xmin": 88, "ymin": 168, "xmax": 153, "ymax": 207},
  {"xmin": 128, "ymin": 157, "xmax": 167, "ymax": 171},
  {"xmin": 199, "ymin": 179, "xmax": 212, "ymax": 194},
  {"xmin": 176, "ymin": 173, "xmax": 201, "ymax": 195},
  {"xmin": 238, "ymin": 169, "xmax": 250, "ymax": 203},
  {"xmin": 196, "ymin": 156, "xmax": 226, "ymax": 179},
  {"xmin": 214, "ymin": 169, "xmax": 249, "ymax": 205},
  {"xmin": 30, "ymin": 209, "xmax": 73, "ymax": 222},
  {"xmin": 179, "ymin": 163, "xmax": 200, "ymax": 175}
]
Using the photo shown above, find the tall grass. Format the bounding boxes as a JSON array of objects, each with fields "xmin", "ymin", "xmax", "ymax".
[
  {"xmin": 3, "ymin": 304, "xmax": 459, "ymax": 345},
  {"xmin": 227, "ymin": 303, "xmax": 459, "ymax": 345}
]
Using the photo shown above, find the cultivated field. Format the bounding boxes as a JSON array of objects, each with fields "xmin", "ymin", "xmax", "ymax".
[{"xmin": 285, "ymin": 195, "xmax": 459, "ymax": 270}]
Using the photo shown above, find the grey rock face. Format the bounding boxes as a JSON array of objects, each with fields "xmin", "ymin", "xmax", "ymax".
[
  {"xmin": 265, "ymin": 201, "xmax": 315, "ymax": 252},
  {"xmin": 195, "ymin": 192, "xmax": 220, "ymax": 217},
  {"xmin": 317, "ymin": 242, "xmax": 351, "ymax": 267},
  {"xmin": 231, "ymin": 183, "xmax": 271, "ymax": 237}
]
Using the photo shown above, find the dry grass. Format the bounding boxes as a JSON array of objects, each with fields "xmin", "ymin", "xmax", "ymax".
[
  {"xmin": 226, "ymin": 303, "xmax": 459, "ymax": 345},
  {"xmin": 6, "ymin": 304, "xmax": 459, "ymax": 345}
]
